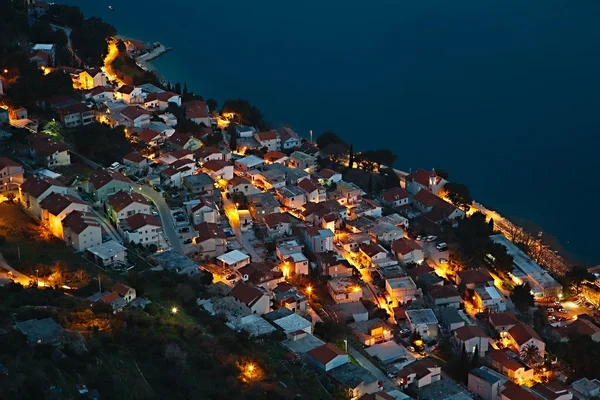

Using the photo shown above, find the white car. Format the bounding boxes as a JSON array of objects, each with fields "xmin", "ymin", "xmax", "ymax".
[
  {"xmin": 439, "ymin": 258, "xmax": 448, "ymax": 264},
  {"xmin": 436, "ymin": 242, "xmax": 448, "ymax": 251},
  {"xmin": 426, "ymin": 235, "xmax": 437, "ymax": 242},
  {"xmin": 108, "ymin": 162, "xmax": 121, "ymax": 170}
]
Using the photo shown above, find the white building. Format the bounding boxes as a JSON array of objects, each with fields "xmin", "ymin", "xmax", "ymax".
[
  {"xmin": 405, "ymin": 309, "xmax": 439, "ymax": 339},
  {"xmin": 386, "ymin": 276, "xmax": 420, "ymax": 306},
  {"xmin": 217, "ymin": 250, "xmax": 251, "ymax": 270}
]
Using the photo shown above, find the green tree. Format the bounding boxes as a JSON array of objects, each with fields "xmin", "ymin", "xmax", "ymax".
[
  {"xmin": 521, "ymin": 343, "xmax": 542, "ymax": 366},
  {"xmin": 444, "ymin": 182, "xmax": 473, "ymax": 212},
  {"xmin": 206, "ymin": 98, "xmax": 218, "ymax": 112},
  {"xmin": 471, "ymin": 345, "xmax": 480, "ymax": 369},
  {"xmin": 488, "ymin": 218, "xmax": 494, "ymax": 233},
  {"xmin": 41, "ymin": 120, "xmax": 62, "ymax": 141},
  {"xmin": 435, "ymin": 168, "xmax": 449, "ymax": 180},
  {"xmin": 314, "ymin": 321, "xmax": 344, "ymax": 342},
  {"xmin": 511, "ymin": 283, "xmax": 534, "ymax": 312},
  {"xmin": 229, "ymin": 124, "xmax": 238, "ymax": 151},
  {"xmin": 316, "ymin": 131, "xmax": 346, "ymax": 149},
  {"xmin": 486, "ymin": 242, "xmax": 514, "ymax": 275},
  {"xmin": 221, "ymin": 99, "xmax": 267, "ymax": 130}
]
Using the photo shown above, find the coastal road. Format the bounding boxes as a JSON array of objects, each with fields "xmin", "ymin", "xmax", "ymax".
[
  {"xmin": 132, "ymin": 184, "xmax": 184, "ymax": 254},
  {"xmin": 221, "ymin": 193, "xmax": 262, "ymax": 262}
]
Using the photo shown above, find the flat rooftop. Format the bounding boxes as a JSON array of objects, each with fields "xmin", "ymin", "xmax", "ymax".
[
  {"xmin": 387, "ymin": 276, "xmax": 417, "ymax": 289},
  {"xmin": 406, "ymin": 309, "xmax": 438, "ymax": 325},
  {"xmin": 87, "ymin": 240, "xmax": 126, "ymax": 260}
]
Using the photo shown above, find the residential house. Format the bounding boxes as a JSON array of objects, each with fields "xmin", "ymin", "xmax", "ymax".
[
  {"xmin": 304, "ymin": 227, "xmax": 334, "ymax": 253},
  {"xmin": 316, "ymin": 252, "xmax": 354, "ymax": 277},
  {"xmin": 235, "ymin": 155, "xmax": 264, "ymax": 174},
  {"xmin": 555, "ymin": 318, "xmax": 600, "ymax": 342},
  {"xmin": 506, "ymin": 322, "xmax": 545, "ymax": 359},
  {"xmin": 227, "ymin": 175, "xmax": 256, "ymax": 195},
  {"xmin": 412, "ymin": 188, "xmax": 465, "ymax": 221},
  {"xmin": 439, "ymin": 308, "xmax": 466, "ymax": 332},
  {"xmin": 189, "ymin": 198, "xmax": 218, "ymax": 225},
  {"xmin": 501, "ymin": 382, "xmax": 540, "ymax": 400},
  {"xmin": 454, "ymin": 325, "xmax": 490, "ymax": 356},
  {"xmin": 350, "ymin": 318, "xmax": 393, "ymax": 346},
  {"xmin": 571, "ymin": 378, "xmax": 600, "ymax": 400},
  {"xmin": 115, "ymin": 85, "xmax": 143, "ymax": 104},
  {"xmin": 335, "ymin": 181, "xmax": 363, "ymax": 205},
  {"xmin": 263, "ymin": 150, "xmax": 288, "ymax": 164},
  {"xmin": 297, "ymin": 178, "xmax": 325, "ymax": 203},
  {"xmin": 0, "ymin": 157, "xmax": 24, "ymax": 191},
  {"xmin": 265, "ymin": 308, "xmax": 312, "ymax": 335},
  {"xmin": 77, "ymin": 68, "xmax": 108, "ymax": 90},
  {"xmin": 331, "ymin": 301, "xmax": 369, "ymax": 323},
  {"xmin": 143, "ymin": 91, "xmax": 181, "ymax": 110},
  {"xmin": 120, "ymin": 106, "xmax": 151, "ymax": 128},
  {"xmin": 317, "ymin": 168, "xmax": 343, "ymax": 186},
  {"xmin": 62, "ymin": 211, "xmax": 102, "ymax": 251},
  {"xmin": 474, "ymin": 286, "xmax": 507, "ymax": 312},
  {"xmin": 276, "ymin": 186, "xmax": 307, "ymax": 210},
  {"xmin": 254, "ymin": 130, "xmax": 280, "ymax": 151},
  {"xmin": 167, "ymin": 132, "xmax": 202, "ymax": 151},
  {"xmin": 112, "ymin": 282, "xmax": 137, "ymax": 304},
  {"xmin": 264, "ymin": 212, "xmax": 292, "ymax": 238},
  {"xmin": 19, "ymin": 176, "xmax": 68, "ymax": 217},
  {"xmin": 184, "ymin": 100, "xmax": 211, "ymax": 126},
  {"xmin": 217, "ymin": 250, "xmax": 251, "ymax": 270},
  {"xmin": 386, "ymin": 276, "xmax": 420, "ymax": 305},
  {"xmin": 29, "ymin": 136, "xmax": 70, "ymax": 167},
  {"xmin": 192, "ymin": 222, "xmax": 226, "ymax": 258},
  {"xmin": 239, "ymin": 262, "xmax": 283, "ymax": 291},
  {"xmin": 276, "ymin": 240, "xmax": 309, "ymax": 276},
  {"xmin": 288, "ymin": 151, "xmax": 316, "ymax": 173},
  {"xmin": 86, "ymin": 240, "xmax": 127, "ymax": 268},
  {"xmin": 368, "ymin": 222, "xmax": 404, "ymax": 245},
  {"xmin": 247, "ymin": 192, "xmax": 280, "ymax": 222},
  {"xmin": 182, "ymin": 173, "xmax": 215, "ymax": 195},
  {"xmin": 359, "ymin": 243, "xmax": 389, "ymax": 267},
  {"xmin": 391, "ymin": 239, "xmax": 424, "ymax": 265},
  {"xmin": 147, "ymin": 121, "xmax": 176, "ymax": 138},
  {"xmin": 307, "ymin": 343, "xmax": 349, "ymax": 371},
  {"xmin": 273, "ymin": 282, "xmax": 308, "ymax": 313},
  {"xmin": 427, "ymin": 285, "xmax": 461, "ymax": 309},
  {"xmin": 329, "ymin": 363, "xmax": 379, "ymax": 399},
  {"xmin": 381, "ymin": 187, "xmax": 410, "ymax": 208},
  {"xmin": 58, "ymin": 103, "xmax": 94, "ymax": 127},
  {"xmin": 96, "ymin": 291, "xmax": 127, "ymax": 313},
  {"xmin": 337, "ymin": 232, "xmax": 372, "ymax": 253},
  {"xmin": 195, "ymin": 146, "xmax": 228, "ymax": 164},
  {"xmin": 136, "ymin": 128, "xmax": 162, "ymax": 148},
  {"xmin": 9, "ymin": 106, "xmax": 28, "ymax": 120},
  {"xmin": 229, "ymin": 282, "xmax": 270, "ymax": 315},
  {"xmin": 277, "ymin": 127, "xmax": 301, "ymax": 150},
  {"xmin": 468, "ymin": 367, "xmax": 508, "ymax": 400},
  {"xmin": 405, "ymin": 169, "xmax": 446, "ymax": 195},
  {"xmin": 456, "ymin": 268, "xmax": 495, "ymax": 290},
  {"xmin": 202, "ymin": 160, "xmax": 234, "ymax": 181},
  {"xmin": 87, "ymin": 85, "xmax": 114, "ymax": 103},
  {"xmin": 16, "ymin": 318, "xmax": 64, "ymax": 346},
  {"xmin": 405, "ymin": 309, "xmax": 439, "ymax": 339},
  {"xmin": 88, "ymin": 170, "xmax": 131, "ymax": 203},
  {"xmin": 40, "ymin": 193, "xmax": 88, "ymax": 238},
  {"xmin": 235, "ymin": 125, "xmax": 255, "ymax": 138},
  {"xmin": 396, "ymin": 358, "xmax": 441, "ymax": 389},
  {"xmin": 122, "ymin": 151, "xmax": 150, "ymax": 169},
  {"xmin": 121, "ymin": 213, "xmax": 162, "ymax": 247},
  {"xmin": 161, "ymin": 159, "xmax": 195, "ymax": 188},
  {"xmin": 529, "ymin": 382, "xmax": 573, "ymax": 400},
  {"xmin": 327, "ymin": 277, "xmax": 363, "ymax": 304},
  {"xmin": 488, "ymin": 349, "xmax": 534, "ymax": 382},
  {"xmin": 489, "ymin": 312, "xmax": 519, "ymax": 335},
  {"xmin": 106, "ymin": 191, "xmax": 151, "ymax": 224}
]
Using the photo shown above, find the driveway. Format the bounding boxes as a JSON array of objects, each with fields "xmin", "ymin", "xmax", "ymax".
[
  {"xmin": 221, "ymin": 193, "xmax": 263, "ymax": 262},
  {"xmin": 132, "ymin": 184, "xmax": 184, "ymax": 254}
]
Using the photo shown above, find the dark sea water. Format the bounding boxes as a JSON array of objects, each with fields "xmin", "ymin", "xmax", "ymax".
[{"xmin": 63, "ymin": 0, "xmax": 600, "ymax": 264}]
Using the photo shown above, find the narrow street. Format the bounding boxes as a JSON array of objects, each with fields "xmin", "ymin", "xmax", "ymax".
[
  {"xmin": 221, "ymin": 193, "xmax": 263, "ymax": 262},
  {"xmin": 132, "ymin": 185, "xmax": 184, "ymax": 254},
  {"xmin": 0, "ymin": 251, "xmax": 31, "ymax": 286}
]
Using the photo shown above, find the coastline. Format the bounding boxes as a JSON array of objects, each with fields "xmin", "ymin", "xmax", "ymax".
[{"xmin": 114, "ymin": 35, "xmax": 173, "ymax": 87}]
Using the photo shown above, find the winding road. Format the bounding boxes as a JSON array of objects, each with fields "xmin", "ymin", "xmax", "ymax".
[{"xmin": 132, "ymin": 184, "xmax": 184, "ymax": 254}]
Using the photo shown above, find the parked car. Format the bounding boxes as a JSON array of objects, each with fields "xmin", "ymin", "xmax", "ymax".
[
  {"xmin": 416, "ymin": 235, "xmax": 423, "ymax": 241},
  {"xmin": 436, "ymin": 242, "xmax": 448, "ymax": 251},
  {"xmin": 426, "ymin": 235, "xmax": 437, "ymax": 242},
  {"xmin": 108, "ymin": 162, "xmax": 121, "ymax": 170},
  {"xmin": 547, "ymin": 308, "xmax": 555, "ymax": 313}
]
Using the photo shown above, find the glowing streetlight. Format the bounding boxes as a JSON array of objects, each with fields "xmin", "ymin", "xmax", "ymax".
[
  {"xmin": 171, "ymin": 306, "xmax": 178, "ymax": 314},
  {"xmin": 3, "ymin": 69, "xmax": 7, "ymax": 74},
  {"xmin": 307, "ymin": 285, "xmax": 312, "ymax": 301},
  {"xmin": 353, "ymin": 286, "xmax": 361, "ymax": 293}
]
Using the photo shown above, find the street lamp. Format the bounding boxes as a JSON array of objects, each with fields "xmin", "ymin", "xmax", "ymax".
[
  {"xmin": 343, "ymin": 339, "xmax": 348, "ymax": 353},
  {"xmin": 307, "ymin": 285, "xmax": 312, "ymax": 301},
  {"xmin": 171, "ymin": 306, "xmax": 178, "ymax": 314}
]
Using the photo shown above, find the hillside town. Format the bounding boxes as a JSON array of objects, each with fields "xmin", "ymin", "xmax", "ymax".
[{"xmin": 1, "ymin": 1, "xmax": 600, "ymax": 400}]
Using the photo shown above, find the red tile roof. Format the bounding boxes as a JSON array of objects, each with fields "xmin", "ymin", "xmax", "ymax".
[
  {"xmin": 184, "ymin": 100, "xmax": 209, "ymax": 119},
  {"xmin": 277, "ymin": 127, "xmax": 299, "ymax": 143},
  {"xmin": 167, "ymin": 132, "xmax": 193, "ymax": 147},
  {"xmin": 112, "ymin": 282, "xmax": 133, "ymax": 297},
  {"xmin": 89, "ymin": 170, "xmax": 130, "ymax": 190},
  {"xmin": 169, "ymin": 149, "xmax": 193, "ymax": 160},
  {"xmin": 489, "ymin": 349, "xmax": 528, "ymax": 372},
  {"xmin": 195, "ymin": 222, "xmax": 226, "ymax": 243},
  {"xmin": 307, "ymin": 343, "xmax": 346, "ymax": 365},
  {"xmin": 255, "ymin": 130, "xmax": 277, "ymax": 142},
  {"xmin": 382, "ymin": 187, "xmax": 409, "ymax": 203},
  {"xmin": 263, "ymin": 151, "xmax": 287, "ymax": 162},
  {"xmin": 124, "ymin": 213, "xmax": 160, "ymax": 231},
  {"xmin": 489, "ymin": 312, "xmax": 518, "ymax": 328},
  {"xmin": 391, "ymin": 238, "xmax": 422, "ymax": 255},
  {"xmin": 194, "ymin": 146, "xmax": 222, "ymax": 160},
  {"xmin": 138, "ymin": 128, "xmax": 162, "ymax": 144},
  {"xmin": 407, "ymin": 169, "xmax": 440, "ymax": 187},
  {"xmin": 123, "ymin": 151, "xmax": 146, "ymax": 163},
  {"xmin": 297, "ymin": 178, "xmax": 319, "ymax": 194},
  {"xmin": 501, "ymin": 382, "xmax": 539, "ymax": 400},
  {"xmin": 116, "ymin": 84, "xmax": 135, "ymax": 94},
  {"xmin": 58, "ymin": 103, "xmax": 92, "ymax": 114},
  {"xmin": 230, "ymin": 282, "xmax": 264, "ymax": 307},
  {"xmin": 264, "ymin": 212, "xmax": 290, "ymax": 226},
  {"xmin": 145, "ymin": 91, "xmax": 179, "ymax": 102},
  {"xmin": 457, "ymin": 268, "xmax": 493, "ymax": 286},
  {"xmin": 62, "ymin": 211, "xmax": 99, "ymax": 234},
  {"xmin": 89, "ymin": 85, "xmax": 114, "ymax": 96},
  {"xmin": 203, "ymin": 160, "xmax": 230, "ymax": 172},
  {"xmin": 120, "ymin": 106, "xmax": 148, "ymax": 121},
  {"xmin": 508, "ymin": 322, "xmax": 543, "ymax": 346},
  {"xmin": 0, "ymin": 157, "xmax": 21, "ymax": 169},
  {"xmin": 108, "ymin": 191, "xmax": 149, "ymax": 212},
  {"xmin": 454, "ymin": 325, "xmax": 488, "ymax": 341},
  {"xmin": 32, "ymin": 140, "xmax": 69, "ymax": 157},
  {"xmin": 39, "ymin": 193, "xmax": 86, "ymax": 216},
  {"xmin": 99, "ymin": 291, "xmax": 120, "ymax": 304},
  {"xmin": 20, "ymin": 176, "xmax": 66, "ymax": 198},
  {"xmin": 360, "ymin": 243, "xmax": 386, "ymax": 258},
  {"xmin": 318, "ymin": 169, "xmax": 338, "ymax": 179},
  {"xmin": 428, "ymin": 285, "xmax": 460, "ymax": 299}
]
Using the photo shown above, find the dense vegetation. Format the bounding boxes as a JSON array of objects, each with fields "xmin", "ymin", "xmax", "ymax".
[{"xmin": 67, "ymin": 123, "xmax": 133, "ymax": 167}]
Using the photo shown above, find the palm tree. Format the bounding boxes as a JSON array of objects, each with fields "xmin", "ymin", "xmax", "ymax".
[{"xmin": 521, "ymin": 343, "xmax": 541, "ymax": 366}]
